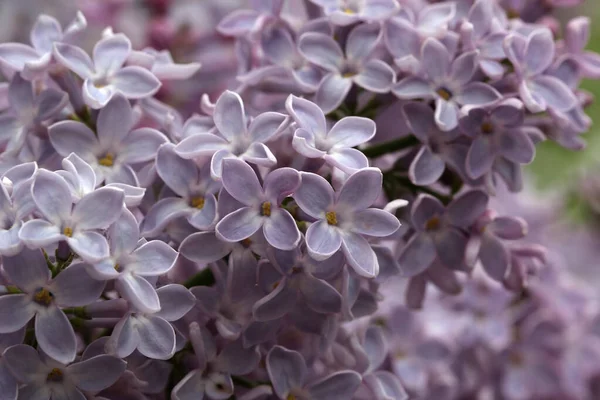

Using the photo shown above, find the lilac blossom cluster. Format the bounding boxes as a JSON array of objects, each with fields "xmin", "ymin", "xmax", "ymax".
[{"xmin": 0, "ymin": 0, "xmax": 597, "ymax": 399}]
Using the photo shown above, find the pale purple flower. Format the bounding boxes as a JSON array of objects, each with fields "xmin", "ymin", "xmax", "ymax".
[
  {"xmin": 0, "ymin": 248, "xmax": 105, "ymax": 364},
  {"xmin": 87, "ymin": 209, "xmax": 178, "ymax": 314},
  {"xmin": 0, "ymin": 74, "xmax": 68, "ymax": 155},
  {"xmin": 0, "ymin": 330, "xmax": 23, "ymax": 400},
  {"xmin": 105, "ymin": 284, "xmax": 195, "ymax": 360},
  {"xmin": 3, "ymin": 344, "xmax": 125, "ymax": 400},
  {"xmin": 217, "ymin": 0, "xmax": 284, "ymax": 37},
  {"xmin": 307, "ymin": 0, "xmax": 399, "ymax": 26},
  {"xmin": 398, "ymin": 190, "xmax": 488, "ymax": 276},
  {"xmin": 180, "ymin": 230, "xmax": 268, "ymax": 265},
  {"xmin": 285, "ymin": 95, "xmax": 375, "ymax": 173},
  {"xmin": 216, "ymin": 158, "xmax": 301, "ymax": 250},
  {"xmin": 142, "ymin": 143, "xmax": 220, "ymax": 237},
  {"xmin": 392, "ymin": 37, "xmax": 501, "ymax": 131},
  {"xmin": 53, "ymin": 33, "xmax": 161, "ymax": 108},
  {"xmin": 266, "ymin": 345, "xmax": 363, "ymax": 399},
  {"xmin": 129, "ymin": 48, "xmax": 201, "ymax": 81},
  {"xmin": 49, "ymin": 94, "xmax": 167, "ymax": 186},
  {"xmin": 19, "ymin": 170, "xmax": 125, "ymax": 262},
  {"xmin": 298, "ymin": 24, "xmax": 396, "ymax": 113},
  {"xmin": 561, "ymin": 17, "xmax": 600, "ymax": 79},
  {"xmin": 293, "ymin": 168, "xmax": 400, "ymax": 277},
  {"xmin": 174, "ymin": 90, "xmax": 288, "ymax": 179},
  {"xmin": 0, "ymin": 12, "xmax": 86, "ymax": 79},
  {"xmin": 504, "ymin": 28, "xmax": 577, "ymax": 113}
]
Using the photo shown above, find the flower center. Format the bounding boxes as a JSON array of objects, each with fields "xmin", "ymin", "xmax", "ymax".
[
  {"xmin": 507, "ymin": 8, "xmax": 520, "ymax": 19},
  {"xmin": 261, "ymin": 202, "xmax": 272, "ymax": 217},
  {"xmin": 481, "ymin": 122, "xmax": 494, "ymax": 134},
  {"xmin": 46, "ymin": 368, "xmax": 64, "ymax": 382},
  {"xmin": 326, "ymin": 211, "xmax": 338, "ymax": 226},
  {"xmin": 114, "ymin": 263, "xmax": 124, "ymax": 272},
  {"xmin": 98, "ymin": 153, "xmax": 115, "ymax": 167},
  {"xmin": 63, "ymin": 227, "xmax": 73, "ymax": 237},
  {"xmin": 509, "ymin": 351, "xmax": 524, "ymax": 366},
  {"xmin": 93, "ymin": 76, "xmax": 110, "ymax": 89},
  {"xmin": 33, "ymin": 288, "xmax": 54, "ymax": 307},
  {"xmin": 287, "ymin": 394, "xmax": 297, "ymax": 400},
  {"xmin": 425, "ymin": 216, "xmax": 441, "ymax": 231},
  {"xmin": 190, "ymin": 197, "xmax": 205, "ymax": 209},
  {"xmin": 241, "ymin": 238, "xmax": 252, "ymax": 248},
  {"xmin": 436, "ymin": 87, "xmax": 453, "ymax": 101},
  {"xmin": 343, "ymin": 7, "xmax": 355, "ymax": 14}
]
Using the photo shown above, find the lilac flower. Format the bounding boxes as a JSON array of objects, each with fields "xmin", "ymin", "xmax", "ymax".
[
  {"xmin": 0, "ymin": 12, "xmax": 86, "ymax": 79},
  {"xmin": 285, "ymin": 95, "xmax": 376, "ymax": 173},
  {"xmin": 87, "ymin": 209, "xmax": 178, "ymax": 314},
  {"xmin": 216, "ymin": 158, "xmax": 301, "ymax": 250},
  {"xmin": 393, "ymin": 38, "xmax": 501, "ymax": 131},
  {"xmin": 307, "ymin": 0, "xmax": 399, "ymax": 26},
  {"xmin": 174, "ymin": 90, "xmax": 288, "ymax": 179},
  {"xmin": 398, "ymin": 190, "xmax": 489, "ymax": 276},
  {"xmin": 504, "ymin": 28, "xmax": 577, "ymax": 113},
  {"xmin": 0, "ymin": 330, "xmax": 23, "ymax": 400},
  {"xmin": 217, "ymin": 0, "xmax": 284, "ymax": 37},
  {"xmin": 49, "ymin": 95, "xmax": 167, "ymax": 186},
  {"xmin": 106, "ymin": 284, "xmax": 195, "ymax": 360},
  {"xmin": 266, "ymin": 345, "xmax": 363, "ymax": 399},
  {"xmin": 0, "ymin": 74, "xmax": 68, "ymax": 155},
  {"xmin": 141, "ymin": 143, "xmax": 220, "ymax": 237},
  {"xmin": 129, "ymin": 48, "xmax": 202, "ymax": 81},
  {"xmin": 293, "ymin": 168, "xmax": 400, "ymax": 277},
  {"xmin": 3, "ymin": 344, "xmax": 125, "ymax": 399},
  {"xmin": 459, "ymin": 99, "xmax": 537, "ymax": 180},
  {"xmin": 252, "ymin": 245, "xmax": 343, "ymax": 321},
  {"xmin": 561, "ymin": 17, "xmax": 600, "ymax": 79},
  {"xmin": 180, "ymin": 230, "xmax": 268, "ymax": 265},
  {"xmin": 298, "ymin": 24, "xmax": 396, "ymax": 113},
  {"xmin": 19, "ymin": 170, "xmax": 125, "ymax": 262},
  {"xmin": 53, "ymin": 33, "xmax": 161, "ymax": 108},
  {"xmin": 0, "ymin": 248, "xmax": 105, "ymax": 364}
]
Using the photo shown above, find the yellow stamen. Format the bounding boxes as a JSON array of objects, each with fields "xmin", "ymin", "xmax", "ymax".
[
  {"xmin": 481, "ymin": 122, "xmax": 494, "ymax": 134},
  {"xmin": 343, "ymin": 7, "xmax": 355, "ymax": 14},
  {"xmin": 261, "ymin": 202, "xmax": 272, "ymax": 217},
  {"xmin": 286, "ymin": 394, "xmax": 297, "ymax": 400},
  {"xmin": 98, "ymin": 153, "xmax": 115, "ymax": 167},
  {"xmin": 47, "ymin": 368, "xmax": 63, "ymax": 382},
  {"xmin": 436, "ymin": 88, "xmax": 453, "ymax": 101},
  {"xmin": 425, "ymin": 216, "xmax": 440, "ymax": 231},
  {"xmin": 241, "ymin": 238, "xmax": 252, "ymax": 248},
  {"xmin": 342, "ymin": 71, "xmax": 356, "ymax": 78},
  {"xmin": 114, "ymin": 263, "xmax": 121, "ymax": 272},
  {"xmin": 34, "ymin": 288, "xmax": 54, "ymax": 306},
  {"xmin": 190, "ymin": 197, "xmax": 205, "ymax": 209},
  {"xmin": 63, "ymin": 227, "xmax": 73, "ymax": 238},
  {"xmin": 326, "ymin": 211, "xmax": 338, "ymax": 226}
]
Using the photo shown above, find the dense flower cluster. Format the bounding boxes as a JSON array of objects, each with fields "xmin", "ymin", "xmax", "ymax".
[{"xmin": 0, "ymin": 0, "xmax": 598, "ymax": 399}]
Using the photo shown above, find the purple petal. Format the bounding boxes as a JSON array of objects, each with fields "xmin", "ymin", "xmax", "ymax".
[
  {"xmin": 214, "ymin": 90, "xmax": 246, "ymax": 142},
  {"xmin": 188, "ymin": 194, "xmax": 218, "ymax": 230},
  {"xmin": 52, "ymin": 42, "xmax": 95, "ymax": 79},
  {"xmin": 479, "ymin": 233, "xmax": 509, "ymax": 281},
  {"xmin": 466, "ymin": 136, "xmax": 494, "ymax": 179},
  {"xmin": 328, "ymin": 116, "xmax": 376, "ymax": 148},
  {"xmin": 72, "ymin": 187, "xmax": 124, "ymax": 230},
  {"xmin": 528, "ymin": 75, "xmax": 577, "ymax": 112},
  {"xmin": 446, "ymin": 190, "xmax": 489, "ymax": 228},
  {"xmin": 315, "ymin": 73, "xmax": 353, "ymax": 114},
  {"xmin": 351, "ymin": 208, "xmax": 400, "ymax": 237},
  {"xmin": 298, "ymin": 32, "xmax": 343, "ymax": 72},
  {"xmin": 0, "ymin": 295, "xmax": 35, "ymax": 333},
  {"xmin": 409, "ymin": 146, "xmax": 446, "ymax": 185},
  {"xmin": 49, "ymin": 263, "xmax": 105, "ymax": 307},
  {"xmin": 248, "ymin": 111, "xmax": 288, "ymax": 143},
  {"xmin": 263, "ymin": 208, "xmax": 300, "ymax": 250},
  {"xmin": 18, "ymin": 219, "xmax": 62, "ymax": 248},
  {"xmin": 137, "ymin": 315, "xmax": 176, "ymax": 360},
  {"xmin": 397, "ymin": 233, "xmax": 437, "ymax": 277},
  {"xmin": 154, "ymin": 284, "xmax": 195, "ymax": 322},
  {"xmin": 0, "ymin": 43, "xmax": 39, "ymax": 71},
  {"xmin": 180, "ymin": 232, "xmax": 232, "ymax": 264},
  {"xmin": 107, "ymin": 208, "xmax": 139, "ymax": 256},
  {"xmin": 337, "ymin": 168, "xmax": 382, "ymax": 211},
  {"xmin": 306, "ymin": 220, "xmax": 342, "ymax": 260},
  {"xmin": 292, "ymin": 128, "xmax": 325, "ymax": 158},
  {"xmin": 105, "ymin": 315, "xmax": 138, "ymax": 358},
  {"xmin": 32, "ymin": 170, "xmax": 71, "ymax": 224},
  {"xmin": 3, "ymin": 345, "xmax": 45, "ymax": 383},
  {"xmin": 67, "ymin": 355, "xmax": 126, "ymax": 392},
  {"xmin": 241, "ymin": 142, "xmax": 277, "ymax": 168},
  {"xmin": 111, "ymin": 66, "xmax": 161, "ymax": 99},
  {"xmin": 346, "ymin": 22, "xmax": 381, "ymax": 61},
  {"xmin": 93, "ymin": 34, "xmax": 131, "ymax": 74},
  {"xmin": 216, "ymin": 207, "xmax": 262, "ymax": 243},
  {"xmin": 392, "ymin": 76, "xmax": 433, "ymax": 99},
  {"xmin": 299, "ymin": 274, "xmax": 342, "ymax": 314},
  {"xmin": 403, "ymin": 102, "xmax": 437, "ymax": 141},
  {"xmin": 117, "ymin": 274, "xmax": 160, "ymax": 314},
  {"xmin": 307, "ymin": 371, "xmax": 362, "ymax": 400},
  {"xmin": 221, "ymin": 158, "xmax": 263, "ymax": 206},
  {"xmin": 175, "ymin": 133, "xmax": 229, "ymax": 159},
  {"xmin": 67, "ymin": 231, "xmax": 110, "ymax": 263},
  {"xmin": 524, "ymin": 29, "xmax": 555, "ymax": 76},
  {"xmin": 155, "ymin": 143, "xmax": 198, "ymax": 198},
  {"xmin": 434, "ymin": 98, "xmax": 459, "ymax": 131},
  {"xmin": 422, "ymin": 38, "xmax": 451, "ymax": 80},
  {"xmin": 294, "ymin": 172, "xmax": 334, "ymax": 218},
  {"xmin": 285, "ymin": 95, "xmax": 327, "ymax": 135},
  {"xmin": 433, "ymin": 228, "xmax": 468, "ymax": 268},
  {"xmin": 499, "ymin": 131, "xmax": 535, "ymax": 164},
  {"xmin": 217, "ymin": 9, "xmax": 260, "ymax": 36},
  {"xmin": 253, "ymin": 278, "xmax": 297, "ymax": 321},
  {"xmin": 141, "ymin": 198, "xmax": 191, "ymax": 237},
  {"xmin": 48, "ymin": 120, "xmax": 97, "ymax": 158},
  {"xmin": 411, "ymin": 194, "xmax": 445, "ymax": 229},
  {"xmin": 455, "ymin": 82, "xmax": 501, "ymax": 106},
  {"xmin": 172, "ymin": 370, "xmax": 204, "ymax": 400},
  {"xmin": 450, "ymin": 51, "xmax": 477, "ymax": 86},
  {"xmin": 129, "ymin": 240, "xmax": 177, "ymax": 276},
  {"xmin": 489, "ymin": 216, "xmax": 527, "ymax": 240},
  {"xmin": 324, "ymin": 147, "xmax": 369, "ymax": 173},
  {"xmin": 2, "ymin": 247, "xmax": 49, "ymax": 292},
  {"xmin": 266, "ymin": 346, "xmax": 307, "ymax": 398},
  {"xmin": 354, "ymin": 59, "xmax": 395, "ymax": 93},
  {"xmin": 264, "ymin": 168, "xmax": 301, "ymax": 204},
  {"xmin": 35, "ymin": 307, "xmax": 76, "ymax": 364},
  {"xmin": 341, "ymin": 232, "xmax": 378, "ymax": 278},
  {"xmin": 120, "ymin": 127, "xmax": 167, "ymax": 164}
]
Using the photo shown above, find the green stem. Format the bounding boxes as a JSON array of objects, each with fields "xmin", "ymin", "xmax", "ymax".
[
  {"xmin": 361, "ymin": 135, "xmax": 420, "ymax": 158},
  {"xmin": 183, "ymin": 268, "xmax": 215, "ymax": 288}
]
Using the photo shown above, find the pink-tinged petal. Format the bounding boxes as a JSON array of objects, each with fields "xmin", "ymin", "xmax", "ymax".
[
  {"xmin": 32, "ymin": 170, "xmax": 72, "ymax": 224},
  {"xmin": 422, "ymin": 38, "xmax": 451, "ymax": 80},
  {"xmin": 351, "ymin": 208, "xmax": 400, "ymax": 237},
  {"xmin": 434, "ymin": 98, "xmax": 459, "ymax": 131},
  {"xmin": 241, "ymin": 142, "xmax": 278, "ymax": 167},
  {"xmin": 328, "ymin": 116, "xmax": 376, "ymax": 148},
  {"xmin": 221, "ymin": 158, "xmax": 263, "ymax": 206},
  {"xmin": 337, "ymin": 167, "xmax": 382, "ymax": 211},
  {"xmin": 49, "ymin": 263, "xmax": 105, "ymax": 307},
  {"xmin": 217, "ymin": 9, "xmax": 261, "ymax": 36},
  {"xmin": 307, "ymin": 371, "xmax": 362, "ymax": 400},
  {"xmin": 35, "ymin": 307, "xmax": 77, "ymax": 364},
  {"xmin": 340, "ymin": 232, "xmax": 378, "ymax": 278},
  {"xmin": 315, "ymin": 73, "xmax": 353, "ymax": 114},
  {"xmin": 141, "ymin": 198, "xmax": 191, "ymax": 237},
  {"xmin": 397, "ymin": 233, "xmax": 437, "ymax": 277},
  {"xmin": 306, "ymin": 220, "xmax": 342, "ymax": 260},
  {"xmin": 188, "ymin": 194, "xmax": 218, "ymax": 230},
  {"xmin": 120, "ymin": 127, "xmax": 167, "ymax": 164},
  {"xmin": 72, "ymin": 187, "xmax": 124, "ymax": 230},
  {"xmin": 248, "ymin": 111, "xmax": 288, "ymax": 143},
  {"xmin": 292, "ymin": 128, "xmax": 325, "ymax": 158},
  {"xmin": 528, "ymin": 75, "xmax": 577, "ymax": 112},
  {"xmin": 53, "ymin": 42, "xmax": 95, "ymax": 79},
  {"xmin": 392, "ymin": 76, "xmax": 433, "ymax": 99},
  {"xmin": 216, "ymin": 207, "xmax": 263, "ymax": 243},
  {"xmin": 67, "ymin": 231, "xmax": 110, "ymax": 263},
  {"xmin": 180, "ymin": 232, "xmax": 232, "ymax": 264},
  {"xmin": 96, "ymin": 94, "xmax": 133, "ymax": 146},
  {"xmin": 294, "ymin": 172, "xmax": 334, "ymax": 218},
  {"xmin": 253, "ymin": 279, "xmax": 297, "ymax": 321},
  {"xmin": 214, "ymin": 90, "xmax": 247, "ymax": 142},
  {"xmin": 66, "ymin": 355, "xmax": 126, "ymax": 392},
  {"xmin": 0, "ymin": 43, "xmax": 40, "ymax": 71},
  {"xmin": 48, "ymin": 120, "xmax": 97, "ymax": 158},
  {"xmin": 264, "ymin": 168, "xmax": 301, "ymax": 204},
  {"xmin": 93, "ymin": 33, "xmax": 131, "ymax": 74},
  {"xmin": 136, "ymin": 315, "xmax": 176, "ymax": 360},
  {"xmin": 479, "ymin": 233, "xmax": 509, "ymax": 281},
  {"xmin": 0, "ymin": 295, "xmax": 35, "ymax": 333},
  {"xmin": 466, "ymin": 136, "xmax": 494, "ymax": 179},
  {"xmin": 266, "ymin": 346, "xmax": 307, "ymax": 398},
  {"xmin": 263, "ymin": 209, "xmax": 301, "ymax": 250},
  {"xmin": 129, "ymin": 240, "xmax": 177, "ymax": 276},
  {"xmin": 18, "ymin": 219, "xmax": 62, "ymax": 248},
  {"xmin": 117, "ymin": 274, "xmax": 160, "ymax": 314},
  {"xmin": 524, "ymin": 29, "xmax": 554, "ymax": 76},
  {"xmin": 299, "ymin": 274, "xmax": 342, "ymax": 314},
  {"xmin": 489, "ymin": 216, "xmax": 527, "ymax": 240},
  {"xmin": 578, "ymin": 51, "xmax": 600, "ymax": 78},
  {"xmin": 354, "ymin": 59, "xmax": 395, "ymax": 93},
  {"xmin": 111, "ymin": 66, "xmax": 161, "ymax": 99},
  {"xmin": 175, "ymin": 133, "xmax": 229, "ymax": 159},
  {"xmin": 285, "ymin": 95, "xmax": 327, "ymax": 135},
  {"xmin": 2, "ymin": 247, "xmax": 50, "ymax": 291},
  {"xmin": 82, "ymin": 79, "xmax": 116, "ymax": 109},
  {"xmin": 455, "ymin": 82, "xmax": 501, "ymax": 106},
  {"xmin": 298, "ymin": 32, "xmax": 343, "ymax": 72},
  {"xmin": 409, "ymin": 146, "xmax": 445, "ymax": 185},
  {"xmin": 324, "ymin": 148, "xmax": 369, "ymax": 174}
]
